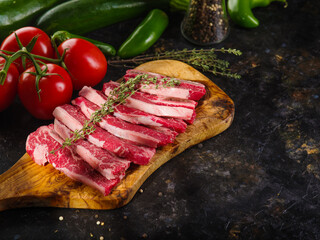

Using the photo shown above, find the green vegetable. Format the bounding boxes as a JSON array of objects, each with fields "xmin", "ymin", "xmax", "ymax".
[
  {"xmin": 51, "ymin": 31, "xmax": 116, "ymax": 56},
  {"xmin": 35, "ymin": 0, "xmax": 171, "ymax": 35},
  {"xmin": 0, "ymin": 0, "xmax": 64, "ymax": 41},
  {"xmin": 170, "ymin": 0, "xmax": 190, "ymax": 12},
  {"xmin": 227, "ymin": 0, "xmax": 288, "ymax": 28},
  {"xmin": 117, "ymin": 9, "xmax": 169, "ymax": 59}
]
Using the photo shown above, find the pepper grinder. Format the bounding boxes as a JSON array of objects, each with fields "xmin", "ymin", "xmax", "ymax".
[{"xmin": 181, "ymin": 0, "xmax": 229, "ymax": 45}]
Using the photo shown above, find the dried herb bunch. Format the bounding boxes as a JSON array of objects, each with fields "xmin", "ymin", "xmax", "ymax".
[
  {"xmin": 109, "ymin": 48, "xmax": 242, "ymax": 79},
  {"xmin": 51, "ymin": 74, "xmax": 181, "ymax": 153}
]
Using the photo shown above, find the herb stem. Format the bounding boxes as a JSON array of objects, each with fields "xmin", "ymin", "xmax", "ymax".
[{"xmin": 108, "ymin": 48, "xmax": 242, "ymax": 79}]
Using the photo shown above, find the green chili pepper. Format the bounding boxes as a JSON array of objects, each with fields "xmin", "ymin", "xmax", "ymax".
[
  {"xmin": 51, "ymin": 30, "xmax": 116, "ymax": 56},
  {"xmin": 227, "ymin": 0, "xmax": 288, "ymax": 28},
  {"xmin": 117, "ymin": 9, "xmax": 169, "ymax": 59}
]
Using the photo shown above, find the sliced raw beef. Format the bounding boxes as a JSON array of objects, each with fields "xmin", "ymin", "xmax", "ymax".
[
  {"xmin": 103, "ymin": 81, "xmax": 196, "ymax": 121},
  {"xmin": 125, "ymin": 69, "xmax": 206, "ymax": 100},
  {"xmin": 114, "ymin": 105, "xmax": 188, "ymax": 132},
  {"xmin": 150, "ymin": 126, "xmax": 178, "ymax": 140},
  {"xmin": 54, "ymin": 119, "xmax": 131, "ymax": 180},
  {"xmin": 79, "ymin": 86, "xmax": 108, "ymax": 107},
  {"xmin": 130, "ymin": 89, "xmax": 198, "ymax": 109},
  {"xmin": 26, "ymin": 124, "xmax": 119, "ymax": 196},
  {"xmin": 52, "ymin": 104, "xmax": 155, "ymax": 165},
  {"xmin": 79, "ymin": 86, "xmax": 187, "ymax": 133},
  {"xmin": 72, "ymin": 97, "xmax": 174, "ymax": 148}
]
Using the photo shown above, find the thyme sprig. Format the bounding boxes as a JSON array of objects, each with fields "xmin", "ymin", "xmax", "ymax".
[
  {"xmin": 51, "ymin": 74, "xmax": 181, "ymax": 153},
  {"xmin": 108, "ymin": 48, "xmax": 242, "ymax": 79}
]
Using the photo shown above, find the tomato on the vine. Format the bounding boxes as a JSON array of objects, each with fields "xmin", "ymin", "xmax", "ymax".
[
  {"xmin": 0, "ymin": 26, "xmax": 55, "ymax": 73},
  {"xmin": 0, "ymin": 57, "xmax": 19, "ymax": 112},
  {"xmin": 57, "ymin": 38, "xmax": 107, "ymax": 90},
  {"xmin": 18, "ymin": 63, "xmax": 73, "ymax": 120}
]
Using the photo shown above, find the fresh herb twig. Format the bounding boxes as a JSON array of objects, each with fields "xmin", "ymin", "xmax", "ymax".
[
  {"xmin": 51, "ymin": 74, "xmax": 181, "ymax": 153},
  {"xmin": 108, "ymin": 48, "xmax": 242, "ymax": 79}
]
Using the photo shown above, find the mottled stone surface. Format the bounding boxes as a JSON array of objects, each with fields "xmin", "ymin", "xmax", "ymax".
[{"xmin": 0, "ymin": 0, "xmax": 319, "ymax": 239}]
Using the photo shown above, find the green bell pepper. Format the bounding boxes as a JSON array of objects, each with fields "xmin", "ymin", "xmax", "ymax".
[{"xmin": 227, "ymin": 0, "xmax": 288, "ymax": 28}]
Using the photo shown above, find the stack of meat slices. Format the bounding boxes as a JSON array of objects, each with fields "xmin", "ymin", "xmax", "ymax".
[{"xmin": 26, "ymin": 70, "xmax": 206, "ymax": 196}]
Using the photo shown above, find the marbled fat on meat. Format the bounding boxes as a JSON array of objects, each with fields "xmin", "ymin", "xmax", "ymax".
[
  {"xmin": 52, "ymin": 104, "xmax": 155, "ymax": 165},
  {"xmin": 72, "ymin": 97, "xmax": 174, "ymax": 148},
  {"xmin": 79, "ymin": 86, "xmax": 187, "ymax": 133},
  {"xmin": 125, "ymin": 69, "xmax": 206, "ymax": 100},
  {"xmin": 103, "ymin": 82, "xmax": 196, "ymax": 121},
  {"xmin": 54, "ymin": 119, "xmax": 131, "ymax": 180},
  {"xmin": 26, "ymin": 125, "xmax": 120, "ymax": 196}
]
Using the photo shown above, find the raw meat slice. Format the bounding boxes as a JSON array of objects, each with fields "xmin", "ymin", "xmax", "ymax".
[
  {"xmin": 150, "ymin": 126, "xmax": 178, "ymax": 141},
  {"xmin": 72, "ymin": 97, "xmax": 174, "ymax": 148},
  {"xmin": 26, "ymin": 124, "xmax": 119, "ymax": 196},
  {"xmin": 125, "ymin": 69, "xmax": 206, "ymax": 100},
  {"xmin": 79, "ymin": 86, "xmax": 187, "ymax": 133},
  {"xmin": 54, "ymin": 119, "xmax": 131, "ymax": 180},
  {"xmin": 114, "ymin": 105, "xmax": 188, "ymax": 133},
  {"xmin": 79, "ymin": 86, "xmax": 108, "ymax": 107},
  {"xmin": 103, "ymin": 81, "xmax": 196, "ymax": 120},
  {"xmin": 131, "ymin": 90, "xmax": 197, "ymax": 109},
  {"xmin": 85, "ymin": 83, "xmax": 197, "ymax": 109},
  {"xmin": 52, "ymin": 104, "xmax": 155, "ymax": 165}
]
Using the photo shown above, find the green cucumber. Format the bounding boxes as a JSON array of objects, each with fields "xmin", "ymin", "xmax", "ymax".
[
  {"xmin": 35, "ymin": 0, "xmax": 171, "ymax": 35},
  {"xmin": 0, "ymin": 0, "xmax": 65, "ymax": 41}
]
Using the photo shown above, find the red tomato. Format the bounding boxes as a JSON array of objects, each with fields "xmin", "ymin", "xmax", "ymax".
[
  {"xmin": 0, "ymin": 57, "xmax": 19, "ymax": 111},
  {"xmin": 57, "ymin": 38, "xmax": 107, "ymax": 90},
  {"xmin": 18, "ymin": 64, "xmax": 73, "ymax": 120},
  {"xmin": 0, "ymin": 26, "xmax": 55, "ymax": 73}
]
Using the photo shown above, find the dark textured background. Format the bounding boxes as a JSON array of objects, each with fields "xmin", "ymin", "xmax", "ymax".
[{"xmin": 1, "ymin": 0, "xmax": 320, "ymax": 239}]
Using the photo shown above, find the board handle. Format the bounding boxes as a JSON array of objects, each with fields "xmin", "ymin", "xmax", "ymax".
[{"xmin": 0, "ymin": 153, "xmax": 126, "ymax": 211}]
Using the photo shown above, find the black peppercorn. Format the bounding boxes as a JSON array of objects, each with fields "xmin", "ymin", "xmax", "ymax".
[{"xmin": 181, "ymin": 0, "xmax": 229, "ymax": 45}]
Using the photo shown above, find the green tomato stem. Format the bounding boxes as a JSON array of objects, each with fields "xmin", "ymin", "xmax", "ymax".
[
  {"xmin": 0, "ymin": 49, "xmax": 62, "ymax": 65},
  {"xmin": 0, "ymin": 51, "xmax": 21, "ymax": 85},
  {"xmin": 0, "ymin": 48, "xmax": 64, "ymax": 100}
]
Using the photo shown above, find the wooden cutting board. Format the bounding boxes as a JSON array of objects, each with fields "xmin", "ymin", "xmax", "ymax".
[{"xmin": 0, "ymin": 60, "xmax": 234, "ymax": 211}]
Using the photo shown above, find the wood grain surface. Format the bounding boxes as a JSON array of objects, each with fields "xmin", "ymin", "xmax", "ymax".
[{"xmin": 0, "ymin": 60, "xmax": 234, "ymax": 212}]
